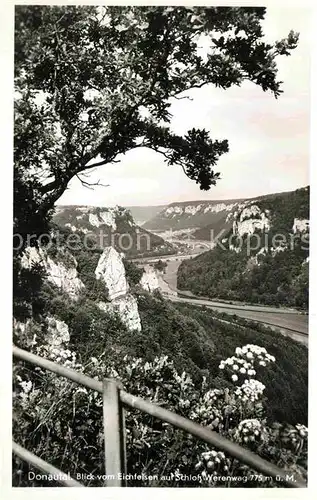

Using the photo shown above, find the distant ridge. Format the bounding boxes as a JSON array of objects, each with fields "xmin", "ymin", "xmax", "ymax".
[
  {"xmin": 142, "ymin": 187, "xmax": 309, "ymax": 232},
  {"xmin": 52, "ymin": 205, "xmax": 174, "ymax": 258}
]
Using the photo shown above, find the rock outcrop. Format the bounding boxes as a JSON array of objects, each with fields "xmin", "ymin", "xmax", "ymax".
[
  {"xmin": 164, "ymin": 202, "xmax": 237, "ymax": 217},
  {"xmin": 292, "ymin": 218, "xmax": 309, "ymax": 233},
  {"xmin": 140, "ymin": 265, "xmax": 159, "ymax": 292},
  {"xmin": 143, "ymin": 198, "xmax": 259, "ymax": 232},
  {"xmin": 21, "ymin": 246, "xmax": 85, "ymax": 300},
  {"xmin": 232, "ymin": 205, "xmax": 270, "ymax": 237},
  {"xmin": 98, "ymin": 295, "xmax": 141, "ymax": 332},
  {"xmin": 13, "ymin": 316, "xmax": 70, "ymax": 349},
  {"xmin": 95, "ymin": 246, "xmax": 141, "ymax": 331},
  {"xmin": 87, "ymin": 210, "xmax": 118, "ymax": 230},
  {"xmin": 95, "ymin": 246, "xmax": 129, "ymax": 300}
]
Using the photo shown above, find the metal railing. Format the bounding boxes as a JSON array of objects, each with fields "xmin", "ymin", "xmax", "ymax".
[{"xmin": 12, "ymin": 345, "xmax": 306, "ymax": 488}]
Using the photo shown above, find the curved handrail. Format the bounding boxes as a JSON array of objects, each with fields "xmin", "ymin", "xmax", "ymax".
[{"xmin": 12, "ymin": 441, "xmax": 84, "ymax": 487}]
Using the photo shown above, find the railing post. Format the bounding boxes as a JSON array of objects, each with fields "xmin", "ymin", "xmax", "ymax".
[{"xmin": 102, "ymin": 378, "xmax": 127, "ymax": 487}]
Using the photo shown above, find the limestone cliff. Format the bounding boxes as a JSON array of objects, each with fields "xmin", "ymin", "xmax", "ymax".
[
  {"xmin": 232, "ymin": 205, "xmax": 271, "ymax": 237},
  {"xmin": 95, "ymin": 246, "xmax": 129, "ymax": 300},
  {"xmin": 292, "ymin": 218, "xmax": 309, "ymax": 233},
  {"xmin": 140, "ymin": 265, "xmax": 159, "ymax": 292},
  {"xmin": 95, "ymin": 246, "xmax": 142, "ymax": 331},
  {"xmin": 21, "ymin": 246, "xmax": 85, "ymax": 299},
  {"xmin": 13, "ymin": 316, "xmax": 70, "ymax": 349},
  {"xmin": 143, "ymin": 198, "xmax": 247, "ymax": 231},
  {"xmin": 98, "ymin": 295, "xmax": 141, "ymax": 332}
]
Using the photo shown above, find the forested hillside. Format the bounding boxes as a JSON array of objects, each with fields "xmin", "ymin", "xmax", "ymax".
[{"xmin": 178, "ymin": 187, "xmax": 309, "ymax": 308}]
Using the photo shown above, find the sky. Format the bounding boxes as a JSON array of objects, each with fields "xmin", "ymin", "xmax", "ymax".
[{"xmin": 57, "ymin": 6, "xmax": 311, "ymax": 208}]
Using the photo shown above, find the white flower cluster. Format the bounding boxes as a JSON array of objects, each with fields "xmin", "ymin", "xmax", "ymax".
[
  {"xmin": 174, "ymin": 370, "xmax": 194, "ymax": 391},
  {"xmin": 295, "ymin": 424, "xmax": 308, "ymax": 439},
  {"xmin": 178, "ymin": 398, "xmax": 191, "ymax": 409},
  {"xmin": 236, "ymin": 345, "xmax": 275, "ymax": 364},
  {"xmin": 46, "ymin": 347, "xmax": 83, "ymax": 370},
  {"xmin": 202, "ymin": 389, "xmax": 223, "ymax": 403},
  {"xmin": 219, "ymin": 344, "xmax": 275, "ymax": 383},
  {"xmin": 235, "ymin": 379, "xmax": 266, "ymax": 403},
  {"xmin": 195, "ymin": 450, "xmax": 230, "ymax": 480},
  {"xmin": 236, "ymin": 418, "xmax": 266, "ymax": 444},
  {"xmin": 281, "ymin": 424, "xmax": 308, "ymax": 443},
  {"xmin": 219, "ymin": 355, "xmax": 256, "ymax": 382},
  {"xmin": 18, "ymin": 379, "xmax": 33, "ymax": 394},
  {"xmin": 15, "ymin": 376, "xmax": 40, "ymax": 409}
]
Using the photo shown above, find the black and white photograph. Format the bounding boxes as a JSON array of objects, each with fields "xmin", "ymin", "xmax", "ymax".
[{"xmin": 9, "ymin": 2, "xmax": 312, "ymax": 491}]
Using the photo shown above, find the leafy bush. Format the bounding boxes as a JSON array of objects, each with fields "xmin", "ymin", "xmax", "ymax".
[{"xmin": 123, "ymin": 259, "xmax": 144, "ymax": 287}]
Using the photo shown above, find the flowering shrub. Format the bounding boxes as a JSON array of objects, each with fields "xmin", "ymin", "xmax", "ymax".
[
  {"xmin": 195, "ymin": 450, "xmax": 231, "ymax": 482},
  {"xmin": 235, "ymin": 419, "xmax": 268, "ymax": 446},
  {"xmin": 219, "ymin": 344, "xmax": 275, "ymax": 384},
  {"xmin": 235, "ymin": 379, "xmax": 267, "ymax": 404},
  {"xmin": 13, "ymin": 342, "xmax": 307, "ymax": 487}
]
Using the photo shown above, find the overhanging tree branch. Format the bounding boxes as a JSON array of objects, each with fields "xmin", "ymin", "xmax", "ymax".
[
  {"xmin": 14, "ymin": 5, "xmax": 298, "ymax": 238},
  {"xmin": 75, "ymin": 174, "xmax": 110, "ymax": 190}
]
